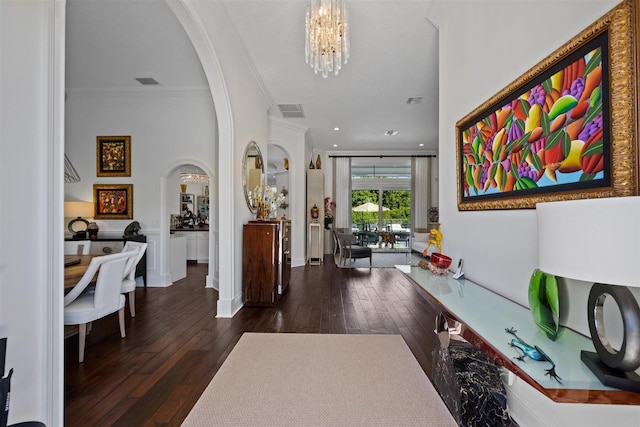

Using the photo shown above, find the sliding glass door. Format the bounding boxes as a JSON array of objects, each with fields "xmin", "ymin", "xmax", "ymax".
[
  {"xmin": 350, "ymin": 158, "xmax": 412, "ymax": 249},
  {"xmin": 382, "ymin": 190, "xmax": 410, "ymax": 232},
  {"xmin": 352, "ymin": 190, "xmax": 382, "ymax": 232}
]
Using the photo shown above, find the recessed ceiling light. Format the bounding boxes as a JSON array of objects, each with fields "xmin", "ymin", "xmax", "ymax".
[
  {"xmin": 334, "ymin": 127, "xmax": 340, "ymax": 131},
  {"xmin": 333, "ymin": 144, "xmax": 338, "ymax": 147},
  {"xmin": 406, "ymin": 97, "xmax": 423, "ymax": 104},
  {"xmin": 385, "ymin": 130, "xmax": 398, "ymax": 136},
  {"xmin": 419, "ymin": 143, "xmax": 424, "ymax": 147}
]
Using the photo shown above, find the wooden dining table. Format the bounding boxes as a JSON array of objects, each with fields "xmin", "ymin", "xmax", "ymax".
[{"xmin": 64, "ymin": 254, "xmax": 97, "ymax": 289}]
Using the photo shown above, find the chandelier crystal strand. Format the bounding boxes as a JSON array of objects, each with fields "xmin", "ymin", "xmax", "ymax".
[{"xmin": 305, "ymin": 0, "xmax": 349, "ymax": 78}]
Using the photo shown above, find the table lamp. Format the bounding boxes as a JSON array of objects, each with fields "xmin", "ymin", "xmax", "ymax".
[
  {"xmin": 64, "ymin": 201, "xmax": 95, "ymax": 239},
  {"xmin": 537, "ymin": 197, "xmax": 640, "ymax": 392}
]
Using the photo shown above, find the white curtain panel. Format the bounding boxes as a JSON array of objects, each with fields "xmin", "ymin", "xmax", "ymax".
[
  {"xmin": 411, "ymin": 157, "xmax": 431, "ymax": 231},
  {"xmin": 333, "ymin": 157, "xmax": 352, "ymax": 230}
]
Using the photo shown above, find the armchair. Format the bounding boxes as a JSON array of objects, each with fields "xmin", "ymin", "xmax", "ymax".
[
  {"xmin": 335, "ymin": 232, "xmax": 372, "ymax": 267},
  {"xmin": 120, "ymin": 241, "xmax": 148, "ymax": 317},
  {"xmin": 64, "ymin": 251, "xmax": 136, "ymax": 363}
]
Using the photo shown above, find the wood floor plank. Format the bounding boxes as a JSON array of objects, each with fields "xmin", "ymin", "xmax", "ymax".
[{"xmin": 65, "ymin": 258, "xmax": 446, "ymax": 426}]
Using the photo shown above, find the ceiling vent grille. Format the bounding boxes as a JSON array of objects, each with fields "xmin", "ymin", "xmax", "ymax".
[
  {"xmin": 406, "ymin": 97, "xmax": 423, "ymax": 104},
  {"xmin": 278, "ymin": 104, "xmax": 305, "ymax": 118},
  {"xmin": 385, "ymin": 130, "xmax": 399, "ymax": 136},
  {"xmin": 135, "ymin": 77, "xmax": 160, "ymax": 85}
]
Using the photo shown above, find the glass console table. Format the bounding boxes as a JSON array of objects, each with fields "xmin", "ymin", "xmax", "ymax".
[{"xmin": 397, "ymin": 265, "xmax": 640, "ymax": 405}]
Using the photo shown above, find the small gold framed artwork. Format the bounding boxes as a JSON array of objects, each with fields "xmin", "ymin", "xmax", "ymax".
[{"xmin": 96, "ymin": 136, "xmax": 131, "ymax": 177}]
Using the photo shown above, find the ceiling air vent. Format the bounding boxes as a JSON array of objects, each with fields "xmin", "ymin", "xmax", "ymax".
[
  {"xmin": 135, "ymin": 77, "xmax": 160, "ymax": 85},
  {"xmin": 385, "ymin": 130, "xmax": 399, "ymax": 136},
  {"xmin": 406, "ymin": 97, "xmax": 423, "ymax": 104},
  {"xmin": 278, "ymin": 104, "xmax": 305, "ymax": 118}
]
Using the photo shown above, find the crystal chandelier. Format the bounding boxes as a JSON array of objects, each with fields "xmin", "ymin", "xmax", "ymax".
[
  {"xmin": 305, "ymin": 0, "xmax": 350, "ymax": 78},
  {"xmin": 181, "ymin": 172, "xmax": 209, "ymax": 184}
]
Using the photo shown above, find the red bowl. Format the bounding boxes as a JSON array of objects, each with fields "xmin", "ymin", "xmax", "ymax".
[{"xmin": 430, "ymin": 253, "xmax": 452, "ymax": 269}]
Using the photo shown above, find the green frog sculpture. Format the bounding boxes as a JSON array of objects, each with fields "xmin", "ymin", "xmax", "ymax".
[
  {"xmin": 505, "ymin": 327, "xmax": 562, "ymax": 384},
  {"xmin": 123, "ymin": 221, "xmax": 141, "ymax": 238}
]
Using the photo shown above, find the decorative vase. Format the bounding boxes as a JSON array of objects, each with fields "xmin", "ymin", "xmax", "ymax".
[
  {"xmin": 180, "ymin": 184, "xmax": 187, "ymax": 193},
  {"xmin": 309, "ymin": 159, "xmax": 315, "ymax": 169},
  {"xmin": 310, "ymin": 204, "xmax": 319, "ymax": 221},
  {"xmin": 87, "ymin": 222, "xmax": 99, "ymax": 239},
  {"xmin": 528, "ymin": 269, "xmax": 564, "ymax": 340},
  {"xmin": 316, "ymin": 154, "xmax": 322, "ymax": 169}
]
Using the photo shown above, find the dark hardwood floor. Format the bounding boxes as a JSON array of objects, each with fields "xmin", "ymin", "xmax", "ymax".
[{"xmin": 64, "ymin": 256, "xmax": 443, "ymax": 426}]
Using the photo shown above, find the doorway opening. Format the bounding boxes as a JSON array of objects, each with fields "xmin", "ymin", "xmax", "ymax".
[
  {"xmin": 351, "ymin": 159, "xmax": 411, "ymax": 250},
  {"xmin": 166, "ymin": 163, "xmax": 214, "ymax": 283}
]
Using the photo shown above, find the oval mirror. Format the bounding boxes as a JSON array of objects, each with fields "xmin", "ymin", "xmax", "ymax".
[{"xmin": 243, "ymin": 141, "xmax": 264, "ymax": 213}]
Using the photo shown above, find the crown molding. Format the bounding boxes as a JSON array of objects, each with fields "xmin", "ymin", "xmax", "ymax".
[
  {"xmin": 268, "ymin": 116, "xmax": 308, "ymax": 133},
  {"xmin": 326, "ymin": 149, "xmax": 437, "ymax": 157},
  {"xmin": 65, "ymin": 86, "xmax": 211, "ymax": 99}
]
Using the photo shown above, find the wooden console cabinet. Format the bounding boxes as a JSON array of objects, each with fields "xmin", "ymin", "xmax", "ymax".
[{"xmin": 242, "ymin": 220, "xmax": 291, "ymax": 306}]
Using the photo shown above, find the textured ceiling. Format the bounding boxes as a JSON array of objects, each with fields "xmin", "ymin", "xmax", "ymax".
[{"xmin": 66, "ymin": 0, "xmax": 439, "ymax": 153}]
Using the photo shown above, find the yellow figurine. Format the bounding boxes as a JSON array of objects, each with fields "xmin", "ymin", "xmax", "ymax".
[{"xmin": 426, "ymin": 227, "xmax": 443, "ymax": 254}]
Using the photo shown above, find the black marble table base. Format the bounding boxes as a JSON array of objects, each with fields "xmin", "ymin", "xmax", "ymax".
[{"xmin": 433, "ymin": 340, "xmax": 511, "ymax": 427}]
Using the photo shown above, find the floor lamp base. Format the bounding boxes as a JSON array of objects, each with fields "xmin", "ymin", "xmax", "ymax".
[{"xmin": 581, "ymin": 350, "xmax": 640, "ymax": 392}]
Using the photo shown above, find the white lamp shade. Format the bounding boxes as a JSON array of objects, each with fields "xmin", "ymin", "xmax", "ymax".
[
  {"xmin": 537, "ymin": 196, "xmax": 640, "ymax": 287},
  {"xmin": 64, "ymin": 201, "xmax": 94, "ymax": 219}
]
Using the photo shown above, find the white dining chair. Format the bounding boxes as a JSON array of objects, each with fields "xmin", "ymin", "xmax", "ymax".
[
  {"xmin": 64, "ymin": 251, "xmax": 137, "ymax": 363},
  {"xmin": 120, "ymin": 241, "xmax": 148, "ymax": 317},
  {"xmin": 64, "ymin": 240, "xmax": 91, "ymax": 255}
]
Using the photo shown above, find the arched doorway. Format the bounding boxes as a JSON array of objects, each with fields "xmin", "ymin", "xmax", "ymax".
[
  {"xmin": 162, "ymin": 161, "xmax": 217, "ymax": 288},
  {"xmin": 166, "ymin": 1, "xmax": 236, "ymax": 317}
]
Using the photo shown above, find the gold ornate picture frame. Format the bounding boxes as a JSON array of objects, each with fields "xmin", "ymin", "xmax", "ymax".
[
  {"xmin": 96, "ymin": 136, "xmax": 131, "ymax": 177},
  {"xmin": 93, "ymin": 184, "xmax": 134, "ymax": 219},
  {"xmin": 456, "ymin": 0, "xmax": 638, "ymax": 210}
]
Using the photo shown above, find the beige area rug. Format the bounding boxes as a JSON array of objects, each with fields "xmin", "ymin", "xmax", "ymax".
[{"xmin": 182, "ymin": 333, "xmax": 456, "ymax": 427}]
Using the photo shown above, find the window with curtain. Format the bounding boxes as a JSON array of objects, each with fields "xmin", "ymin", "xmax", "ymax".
[{"xmin": 332, "ymin": 156, "xmax": 433, "ymax": 235}]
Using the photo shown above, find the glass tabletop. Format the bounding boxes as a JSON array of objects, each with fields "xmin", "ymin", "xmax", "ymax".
[{"xmin": 400, "ymin": 266, "xmax": 640, "ymax": 394}]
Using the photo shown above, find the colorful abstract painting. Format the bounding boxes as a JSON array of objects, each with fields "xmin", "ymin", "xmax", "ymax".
[{"xmin": 458, "ymin": 34, "xmax": 608, "ymax": 207}]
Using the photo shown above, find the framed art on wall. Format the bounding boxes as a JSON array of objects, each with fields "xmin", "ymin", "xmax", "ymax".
[
  {"xmin": 96, "ymin": 136, "xmax": 131, "ymax": 177},
  {"xmin": 93, "ymin": 184, "xmax": 133, "ymax": 219},
  {"xmin": 456, "ymin": 0, "xmax": 638, "ymax": 210}
]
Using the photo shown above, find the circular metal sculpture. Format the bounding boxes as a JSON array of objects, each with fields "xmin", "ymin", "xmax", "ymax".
[{"xmin": 587, "ymin": 283, "xmax": 640, "ymax": 371}]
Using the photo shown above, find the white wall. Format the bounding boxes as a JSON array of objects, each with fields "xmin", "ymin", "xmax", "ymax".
[
  {"xmin": 64, "ymin": 89, "xmax": 217, "ymax": 286},
  {"xmin": 65, "ymin": 90, "xmax": 216, "ymax": 230},
  {"xmin": 431, "ymin": 0, "xmax": 620, "ymax": 305},
  {"xmin": 430, "ymin": 0, "xmax": 634, "ymax": 320},
  {"xmin": 0, "ymin": 1, "xmax": 64, "ymax": 425},
  {"xmin": 429, "ymin": 0, "xmax": 640, "ymax": 425}
]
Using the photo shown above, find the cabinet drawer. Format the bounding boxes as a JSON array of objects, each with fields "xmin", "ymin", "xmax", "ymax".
[{"xmin": 89, "ymin": 241, "xmax": 124, "ymax": 255}]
